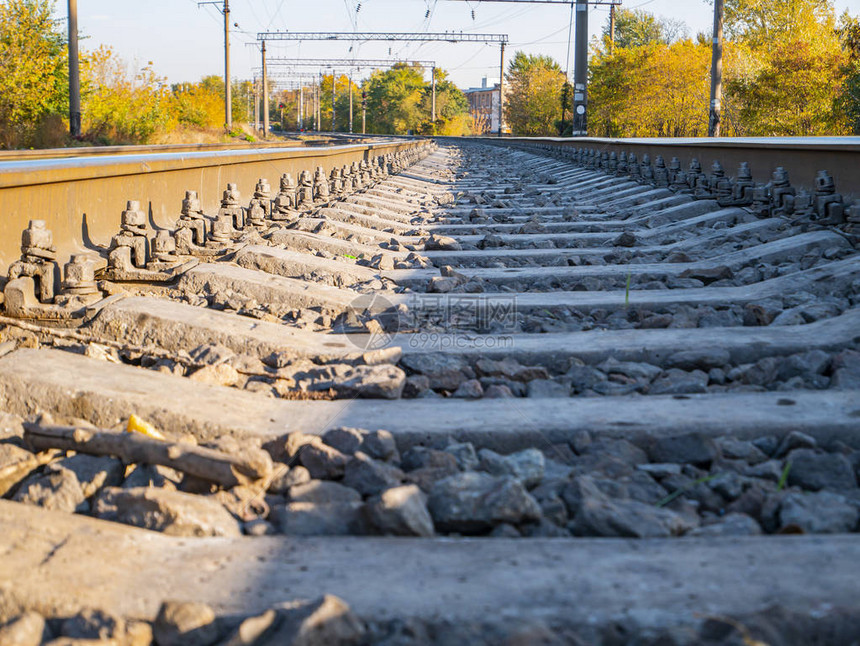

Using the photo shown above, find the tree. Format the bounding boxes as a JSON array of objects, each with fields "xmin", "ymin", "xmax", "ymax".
[
  {"xmin": 418, "ymin": 69, "xmax": 470, "ymax": 135},
  {"xmin": 589, "ymin": 39, "xmax": 714, "ymax": 137},
  {"xmin": 601, "ymin": 9, "xmax": 687, "ymax": 51},
  {"xmin": 171, "ymin": 76, "xmax": 223, "ymax": 129},
  {"xmin": 317, "ymin": 73, "xmax": 358, "ymax": 131},
  {"xmin": 660, "ymin": 18, "xmax": 690, "ymax": 44},
  {"xmin": 590, "ymin": 2, "xmax": 855, "ymax": 137},
  {"xmin": 0, "ymin": 2, "xmax": 268, "ymax": 149},
  {"xmin": 718, "ymin": 0, "xmax": 836, "ymax": 49},
  {"xmin": 648, "ymin": 40, "xmax": 712, "ymax": 136},
  {"xmin": 231, "ymin": 79, "xmax": 252, "ymax": 125},
  {"xmin": 505, "ymin": 52, "xmax": 566, "ymax": 136},
  {"xmin": 591, "ymin": 6, "xmax": 731, "ymax": 137},
  {"xmin": 604, "ymin": 9, "xmax": 662, "ymax": 49},
  {"xmin": 333, "ymin": 76, "xmax": 361, "ymax": 132},
  {"xmin": 837, "ymin": 11, "xmax": 860, "ymax": 133},
  {"xmin": 558, "ymin": 81, "xmax": 573, "ymax": 135},
  {"xmin": 363, "ymin": 64, "xmax": 427, "ymax": 134},
  {"xmin": 171, "ymin": 76, "xmax": 253, "ymax": 130},
  {"xmin": 719, "ymin": 0, "xmax": 850, "ymax": 135},
  {"xmin": 82, "ymin": 45, "xmax": 176, "ymax": 144},
  {"xmin": 589, "ymin": 46, "xmax": 641, "ymax": 137},
  {"xmin": 0, "ymin": 0, "xmax": 67, "ymax": 148},
  {"xmin": 312, "ymin": 74, "xmax": 361, "ymax": 132},
  {"xmin": 357, "ymin": 64, "xmax": 469, "ymax": 135},
  {"xmin": 728, "ymin": 40, "xmax": 848, "ymax": 135}
]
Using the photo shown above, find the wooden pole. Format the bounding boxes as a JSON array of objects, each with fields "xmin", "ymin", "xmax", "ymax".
[
  {"xmin": 262, "ymin": 41, "xmax": 269, "ymax": 137},
  {"xmin": 610, "ymin": 4, "xmax": 616, "ymax": 54},
  {"xmin": 498, "ymin": 43, "xmax": 506, "ymax": 136},
  {"xmin": 224, "ymin": 0, "xmax": 232, "ymax": 131},
  {"xmin": 431, "ymin": 66, "xmax": 437, "ymax": 123}
]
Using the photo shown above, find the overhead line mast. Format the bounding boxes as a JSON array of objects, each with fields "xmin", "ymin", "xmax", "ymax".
[
  {"xmin": 257, "ymin": 31, "xmax": 508, "ymax": 135},
  {"xmin": 257, "ymin": 31, "xmax": 508, "ymax": 43},
  {"xmin": 264, "ymin": 59, "xmax": 439, "ymax": 133},
  {"xmin": 441, "ymin": 0, "xmax": 620, "ymax": 136},
  {"xmin": 265, "ymin": 58, "xmax": 436, "ymax": 68}
]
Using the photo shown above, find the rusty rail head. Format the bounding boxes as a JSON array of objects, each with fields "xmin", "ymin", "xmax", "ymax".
[{"xmin": 0, "ymin": 138, "xmax": 426, "ymax": 275}]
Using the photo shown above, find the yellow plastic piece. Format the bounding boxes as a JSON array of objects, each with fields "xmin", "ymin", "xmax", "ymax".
[{"xmin": 126, "ymin": 414, "xmax": 165, "ymax": 440}]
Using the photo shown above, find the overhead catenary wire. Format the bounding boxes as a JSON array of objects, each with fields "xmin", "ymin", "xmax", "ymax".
[
  {"xmin": 225, "ymin": 2, "xmax": 566, "ymax": 79},
  {"xmin": 182, "ymin": 0, "xmax": 664, "ymax": 105},
  {"xmin": 508, "ymin": 22, "xmax": 573, "ymax": 46}
]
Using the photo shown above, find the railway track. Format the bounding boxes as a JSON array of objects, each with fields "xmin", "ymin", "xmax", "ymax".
[{"xmin": 1, "ymin": 138, "xmax": 860, "ymax": 644}]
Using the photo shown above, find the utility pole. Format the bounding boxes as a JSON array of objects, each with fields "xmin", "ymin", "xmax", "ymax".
[
  {"xmin": 224, "ymin": 0, "xmax": 231, "ymax": 131},
  {"xmin": 609, "ymin": 4, "xmax": 616, "ymax": 53},
  {"xmin": 331, "ymin": 72, "xmax": 336, "ymax": 132},
  {"xmin": 427, "ymin": 2, "xmax": 617, "ymax": 134},
  {"xmin": 299, "ymin": 84, "xmax": 304, "ymax": 130},
  {"xmin": 708, "ymin": 0, "xmax": 724, "ymax": 137},
  {"xmin": 431, "ymin": 66, "xmax": 437, "ymax": 124},
  {"xmin": 262, "ymin": 41, "xmax": 269, "ymax": 137},
  {"xmin": 362, "ymin": 90, "xmax": 367, "ymax": 134},
  {"xmin": 198, "ymin": 0, "xmax": 233, "ymax": 129},
  {"xmin": 348, "ymin": 76, "xmax": 353, "ymax": 133},
  {"xmin": 67, "ymin": 0, "xmax": 81, "ymax": 137},
  {"xmin": 498, "ymin": 43, "xmax": 505, "ymax": 136},
  {"xmin": 316, "ymin": 73, "xmax": 322, "ymax": 131},
  {"xmin": 560, "ymin": 82, "xmax": 570, "ymax": 135},
  {"xmin": 573, "ymin": 0, "xmax": 588, "ymax": 135},
  {"xmin": 253, "ymin": 80, "xmax": 259, "ymax": 131}
]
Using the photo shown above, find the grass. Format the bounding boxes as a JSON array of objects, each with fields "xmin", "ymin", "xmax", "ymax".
[
  {"xmin": 625, "ymin": 271, "xmax": 632, "ymax": 307},
  {"xmin": 342, "ymin": 254, "xmax": 358, "ymax": 260},
  {"xmin": 777, "ymin": 461, "xmax": 792, "ymax": 491},
  {"xmin": 656, "ymin": 473, "xmax": 719, "ymax": 508}
]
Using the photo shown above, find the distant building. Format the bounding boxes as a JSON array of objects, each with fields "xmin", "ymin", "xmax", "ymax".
[{"xmin": 462, "ymin": 77, "xmax": 508, "ymax": 135}]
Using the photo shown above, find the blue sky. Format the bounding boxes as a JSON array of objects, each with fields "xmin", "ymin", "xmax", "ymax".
[{"xmin": 66, "ymin": 0, "xmax": 857, "ymax": 90}]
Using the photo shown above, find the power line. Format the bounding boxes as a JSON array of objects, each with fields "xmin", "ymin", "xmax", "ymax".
[
  {"xmin": 442, "ymin": 0, "xmax": 620, "ymax": 4},
  {"xmin": 510, "ymin": 22, "xmax": 570, "ymax": 46},
  {"xmin": 245, "ymin": 0, "xmax": 269, "ymax": 30},
  {"xmin": 197, "ymin": 0, "xmax": 232, "ymax": 130},
  {"xmin": 267, "ymin": 0, "xmax": 288, "ymax": 28}
]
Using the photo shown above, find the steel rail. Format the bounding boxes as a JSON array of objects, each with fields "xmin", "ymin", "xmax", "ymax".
[
  {"xmin": 0, "ymin": 138, "xmax": 424, "ymax": 275},
  {"xmin": 0, "ymin": 136, "xmax": 365, "ymax": 162},
  {"xmin": 460, "ymin": 136, "xmax": 860, "ymax": 200}
]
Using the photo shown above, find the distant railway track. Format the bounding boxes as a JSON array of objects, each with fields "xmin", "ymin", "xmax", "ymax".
[{"xmin": 1, "ymin": 135, "xmax": 860, "ymax": 644}]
